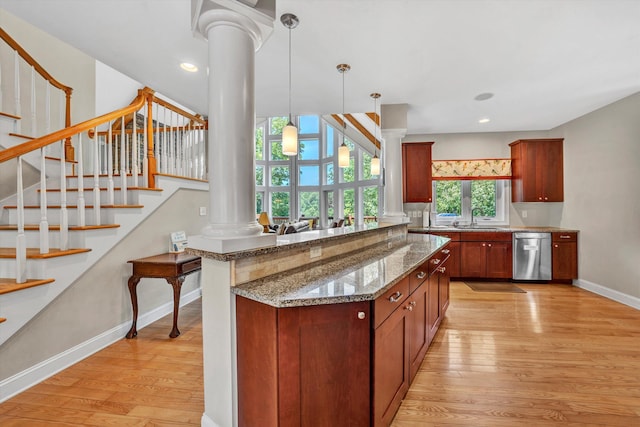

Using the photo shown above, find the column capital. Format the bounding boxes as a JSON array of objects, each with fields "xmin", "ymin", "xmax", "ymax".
[
  {"xmin": 193, "ymin": 0, "xmax": 274, "ymax": 50},
  {"xmin": 381, "ymin": 128, "xmax": 407, "ymax": 141}
]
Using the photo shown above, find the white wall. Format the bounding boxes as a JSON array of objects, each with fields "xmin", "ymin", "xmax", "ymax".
[{"xmin": 550, "ymin": 92, "xmax": 640, "ymax": 301}]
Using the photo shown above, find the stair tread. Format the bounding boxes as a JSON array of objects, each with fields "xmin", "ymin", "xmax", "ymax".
[
  {"xmin": 8, "ymin": 132, "xmax": 35, "ymax": 140},
  {"xmin": 0, "ymin": 111, "xmax": 21, "ymax": 120},
  {"xmin": 0, "ymin": 224, "xmax": 120, "ymax": 231},
  {"xmin": 4, "ymin": 204, "xmax": 144, "ymax": 209},
  {"xmin": 0, "ymin": 248, "xmax": 91, "ymax": 259},
  {"xmin": 44, "ymin": 156, "xmax": 78, "ymax": 164},
  {"xmin": 0, "ymin": 278, "xmax": 55, "ymax": 295},
  {"xmin": 0, "ymin": 317, "xmax": 6, "ymax": 323},
  {"xmin": 39, "ymin": 187, "xmax": 162, "ymax": 192}
]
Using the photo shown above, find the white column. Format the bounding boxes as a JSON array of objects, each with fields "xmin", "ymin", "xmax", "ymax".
[
  {"xmin": 190, "ymin": 7, "xmax": 275, "ymax": 254},
  {"xmin": 381, "ymin": 128, "xmax": 410, "ymax": 223}
]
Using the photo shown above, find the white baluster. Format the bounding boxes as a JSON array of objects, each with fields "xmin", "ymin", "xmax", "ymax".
[
  {"xmin": 187, "ymin": 122, "xmax": 193, "ymax": 177},
  {"xmin": 14, "ymin": 50, "xmax": 21, "ymax": 133},
  {"xmin": 0, "ymin": 59, "xmax": 3, "ymax": 110},
  {"xmin": 30, "ymin": 66, "xmax": 36, "ymax": 137},
  {"xmin": 132, "ymin": 110, "xmax": 139, "ymax": 187},
  {"xmin": 16, "ymin": 157, "xmax": 27, "ymax": 284},
  {"xmin": 156, "ymin": 104, "xmax": 162, "ymax": 173},
  {"xmin": 76, "ymin": 134, "xmax": 85, "ymax": 226},
  {"xmin": 120, "ymin": 117, "xmax": 127, "ymax": 205},
  {"xmin": 162, "ymin": 107, "xmax": 168, "ymax": 174},
  {"xmin": 59, "ymin": 141, "xmax": 69, "ymax": 250},
  {"xmin": 39, "ymin": 148, "xmax": 49, "ymax": 254},
  {"xmin": 143, "ymin": 105, "xmax": 149, "ymax": 187},
  {"xmin": 107, "ymin": 122, "xmax": 115, "ymax": 205},
  {"xmin": 93, "ymin": 127, "xmax": 101, "ymax": 225},
  {"xmin": 45, "ymin": 82, "xmax": 51, "ymax": 154}
]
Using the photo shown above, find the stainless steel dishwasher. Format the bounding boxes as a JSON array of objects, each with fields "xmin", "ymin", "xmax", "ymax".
[{"xmin": 513, "ymin": 232, "xmax": 551, "ymax": 280}]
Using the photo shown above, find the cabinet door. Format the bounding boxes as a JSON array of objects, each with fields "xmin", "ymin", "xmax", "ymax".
[
  {"xmin": 460, "ymin": 241, "xmax": 486, "ymax": 277},
  {"xmin": 408, "ymin": 282, "xmax": 428, "ymax": 381},
  {"xmin": 553, "ymin": 241, "xmax": 578, "ymax": 280},
  {"xmin": 427, "ymin": 274, "xmax": 440, "ymax": 343},
  {"xmin": 402, "ymin": 142, "xmax": 433, "ymax": 203},
  {"xmin": 443, "ymin": 242, "xmax": 460, "ymax": 278},
  {"xmin": 540, "ymin": 139, "xmax": 564, "ymax": 202},
  {"xmin": 373, "ymin": 304, "xmax": 409, "ymax": 427},
  {"xmin": 485, "ymin": 241, "xmax": 512, "ymax": 278},
  {"xmin": 279, "ymin": 302, "xmax": 371, "ymax": 427},
  {"xmin": 438, "ymin": 260, "xmax": 451, "ymax": 315}
]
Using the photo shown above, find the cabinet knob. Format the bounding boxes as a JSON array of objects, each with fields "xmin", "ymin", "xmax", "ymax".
[
  {"xmin": 487, "ymin": 243, "xmax": 492, "ymax": 247},
  {"xmin": 554, "ymin": 244, "xmax": 559, "ymax": 248},
  {"xmin": 404, "ymin": 304, "xmax": 413, "ymax": 312},
  {"xmin": 410, "ymin": 301, "xmax": 417, "ymax": 307},
  {"xmin": 482, "ymin": 243, "xmax": 486, "ymax": 247},
  {"xmin": 437, "ymin": 266, "xmax": 446, "ymax": 273},
  {"xmin": 544, "ymin": 197, "xmax": 548, "ymax": 201},
  {"xmin": 538, "ymin": 197, "xmax": 543, "ymax": 201},
  {"xmin": 357, "ymin": 312, "xmax": 366, "ymax": 320}
]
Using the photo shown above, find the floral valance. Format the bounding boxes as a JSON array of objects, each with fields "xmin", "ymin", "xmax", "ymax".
[{"xmin": 432, "ymin": 159, "xmax": 511, "ymax": 180}]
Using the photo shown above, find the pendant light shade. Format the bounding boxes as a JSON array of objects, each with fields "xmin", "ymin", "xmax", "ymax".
[
  {"xmin": 281, "ymin": 13, "xmax": 299, "ymax": 156},
  {"xmin": 337, "ymin": 63, "xmax": 351, "ymax": 168},
  {"xmin": 370, "ymin": 92, "xmax": 381, "ymax": 176}
]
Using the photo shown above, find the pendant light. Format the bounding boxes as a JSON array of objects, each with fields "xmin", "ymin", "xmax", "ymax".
[
  {"xmin": 281, "ymin": 13, "xmax": 299, "ymax": 156},
  {"xmin": 370, "ymin": 92, "xmax": 381, "ymax": 176},
  {"xmin": 337, "ymin": 63, "xmax": 351, "ymax": 168}
]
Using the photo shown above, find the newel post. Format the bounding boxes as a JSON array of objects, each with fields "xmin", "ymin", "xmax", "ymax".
[
  {"xmin": 145, "ymin": 90, "xmax": 157, "ymax": 188},
  {"xmin": 64, "ymin": 88, "xmax": 74, "ymax": 160}
]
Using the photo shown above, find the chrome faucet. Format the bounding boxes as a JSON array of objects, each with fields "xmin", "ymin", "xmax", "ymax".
[{"xmin": 471, "ymin": 207, "xmax": 482, "ymax": 227}]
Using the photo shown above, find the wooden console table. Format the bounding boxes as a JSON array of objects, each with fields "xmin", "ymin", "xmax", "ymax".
[{"xmin": 125, "ymin": 252, "xmax": 201, "ymax": 339}]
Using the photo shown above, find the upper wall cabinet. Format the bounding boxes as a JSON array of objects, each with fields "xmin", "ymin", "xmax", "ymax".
[
  {"xmin": 510, "ymin": 138, "xmax": 564, "ymax": 203},
  {"xmin": 402, "ymin": 142, "xmax": 434, "ymax": 203}
]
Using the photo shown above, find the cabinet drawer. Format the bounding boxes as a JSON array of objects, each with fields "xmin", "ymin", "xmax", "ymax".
[
  {"xmin": 429, "ymin": 232, "xmax": 460, "ymax": 241},
  {"xmin": 552, "ymin": 232, "xmax": 577, "ymax": 242},
  {"xmin": 180, "ymin": 257, "xmax": 202, "ymax": 274},
  {"xmin": 428, "ymin": 247, "xmax": 451, "ymax": 275},
  {"xmin": 408, "ymin": 262, "xmax": 428, "ymax": 293},
  {"xmin": 461, "ymin": 232, "xmax": 512, "ymax": 242},
  {"xmin": 374, "ymin": 277, "xmax": 410, "ymax": 329}
]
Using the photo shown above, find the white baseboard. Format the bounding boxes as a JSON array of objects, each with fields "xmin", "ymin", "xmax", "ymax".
[
  {"xmin": 0, "ymin": 288, "xmax": 202, "ymax": 403},
  {"xmin": 575, "ymin": 279, "xmax": 640, "ymax": 310},
  {"xmin": 201, "ymin": 414, "xmax": 220, "ymax": 427}
]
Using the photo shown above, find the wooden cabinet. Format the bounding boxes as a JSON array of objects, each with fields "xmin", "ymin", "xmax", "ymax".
[
  {"xmin": 402, "ymin": 142, "xmax": 434, "ymax": 203},
  {"xmin": 552, "ymin": 232, "xmax": 578, "ymax": 280},
  {"xmin": 236, "ymin": 297, "xmax": 370, "ymax": 427},
  {"xmin": 459, "ymin": 232, "xmax": 512, "ymax": 278},
  {"xmin": 407, "ymin": 281, "xmax": 428, "ymax": 381},
  {"xmin": 510, "ymin": 138, "xmax": 564, "ymax": 202}
]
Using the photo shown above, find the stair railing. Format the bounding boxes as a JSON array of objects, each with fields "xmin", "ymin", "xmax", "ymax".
[
  {"xmin": 0, "ymin": 87, "xmax": 207, "ymax": 283},
  {"xmin": 0, "ymin": 27, "xmax": 73, "ymax": 158}
]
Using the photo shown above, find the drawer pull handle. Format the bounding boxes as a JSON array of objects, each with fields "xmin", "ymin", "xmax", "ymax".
[
  {"xmin": 389, "ymin": 291, "xmax": 403, "ymax": 303},
  {"xmin": 560, "ymin": 235, "xmax": 571, "ymax": 239},
  {"xmin": 416, "ymin": 271, "xmax": 426, "ymax": 279},
  {"xmin": 442, "ymin": 249, "xmax": 450, "ymax": 254},
  {"xmin": 432, "ymin": 258, "xmax": 441, "ymax": 265},
  {"xmin": 437, "ymin": 266, "xmax": 447, "ymax": 273}
]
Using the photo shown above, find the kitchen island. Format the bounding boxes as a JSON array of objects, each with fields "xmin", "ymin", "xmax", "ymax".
[{"xmin": 188, "ymin": 223, "xmax": 451, "ymax": 427}]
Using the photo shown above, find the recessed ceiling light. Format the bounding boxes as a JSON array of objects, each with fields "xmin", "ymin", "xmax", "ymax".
[
  {"xmin": 474, "ymin": 92, "xmax": 494, "ymax": 101},
  {"xmin": 478, "ymin": 118, "xmax": 491, "ymax": 124},
  {"xmin": 180, "ymin": 62, "xmax": 198, "ymax": 72}
]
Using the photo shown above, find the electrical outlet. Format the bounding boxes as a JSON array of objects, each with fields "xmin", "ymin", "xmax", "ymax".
[
  {"xmin": 417, "ymin": 210, "xmax": 422, "ymax": 217},
  {"xmin": 199, "ymin": 207, "xmax": 207, "ymax": 216},
  {"xmin": 310, "ymin": 246, "xmax": 322, "ymax": 259},
  {"xmin": 522, "ymin": 210, "xmax": 527, "ymax": 218}
]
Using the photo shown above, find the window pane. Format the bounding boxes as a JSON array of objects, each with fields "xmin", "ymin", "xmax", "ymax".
[
  {"xmin": 341, "ymin": 157, "xmax": 355, "ymax": 183},
  {"xmin": 325, "ymin": 125, "xmax": 334, "ymax": 158},
  {"xmin": 435, "ymin": 181, "xmax": 462, "ymax": 216},
  {"xmin": 255, "ymin": 127, "xmax": 264, "ymax": 160},
  {"xmin": 345, "ymin": 137, "xmax": 355, "ymax": 150},
  {"xmin": 271, "ymin": 141, "xmax": 287, "ymax": 160},
  {"xmin": 343, "ymin": 188, "xmax": 355, "ymax": 223},
  {"xmin": 299, "ymin": 115, "xmax": 319, "ymax": 134},
  {"xmin": 270, "ymin": 166, "xmax": 290, "ymax": 186},
  {"xmin": 324, "ymin": 162, "xmax": 334, "ymax": 185},
  {"xmin": 299, "ymin": 165, "xmax": 319, "ymax": 186},
  {"xmin": 299, "ymin": 191, "xmax": 320, "ymax": 218},
  {"xmin": 471, "ymin": 180, "xmax": 497, "ymax": 217},
  {"xmin": 363, "ymin": 186, "xmax": 379, "ymax": 219},
  {"xmin": 255, "ymin": 165, "xmax": 264, "ymax": 186},
  {"xmin": 271, "ymin": 192, "xmax": 290, "ymax": 220},
  {"xmin": 270, "ymin": 116, "xmax": 287, "ymax": 135},
  {"xmin": 362, "ymin": 151, "xmax": 373, "ymax": 180},
  {"xmin": 256, "ymin": 192, "xmax": 264, "ymax": 214},
  {"xmin": 299, "ymin": 139, "xmax": 319, "ymax": 160},
  {"xmin": 325, "ymin": 191, "xmax": 334, "ymax": 224}
]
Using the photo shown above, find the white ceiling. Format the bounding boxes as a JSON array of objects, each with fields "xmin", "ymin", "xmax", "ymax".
[{"xmin": 2, "ymin": 0, "xmax": 640, "ymax": 135}]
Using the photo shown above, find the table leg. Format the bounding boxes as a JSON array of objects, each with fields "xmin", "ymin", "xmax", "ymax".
[
  {"xmin": 125, "ymin": 275, "xmax": 141, "ymax": 339},
  {"xmin": 166, "ymin": 275, "xmax": 185, "ymax": 338}
]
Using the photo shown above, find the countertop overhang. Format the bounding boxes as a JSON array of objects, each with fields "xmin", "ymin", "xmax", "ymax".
[
  {"xmin": 231, "ymin": 233, "xmax": 450, "ymax": 308},
  {"xmin": 409, "ymin": 226, "xmax": 579, "ymax": 233}
]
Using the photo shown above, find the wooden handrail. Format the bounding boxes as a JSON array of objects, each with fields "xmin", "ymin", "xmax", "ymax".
[
  {"xmin": 152, "ymin": 96, "xmax": 206, "ymax": 125},
  {"xmin": 0, "ymin": 91, "xmax": 146, "ymax": 164}
]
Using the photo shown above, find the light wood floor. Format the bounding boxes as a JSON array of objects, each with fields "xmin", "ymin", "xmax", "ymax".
[{"xmin": 1, "ymin": 282, "xmax": 639, "ymax": 426}]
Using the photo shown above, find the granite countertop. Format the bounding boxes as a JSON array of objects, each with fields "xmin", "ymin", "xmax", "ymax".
[
  {"xmin": 409, "ymin": 226, "xmax": 580, "ymax": 233},
  {"xmin": 188, "ymin": 222, "xmax": 406, "ymax": 261},
  {"xmin": 231, "ymin": 233, "xmax": 450, "ymax": 308}
]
